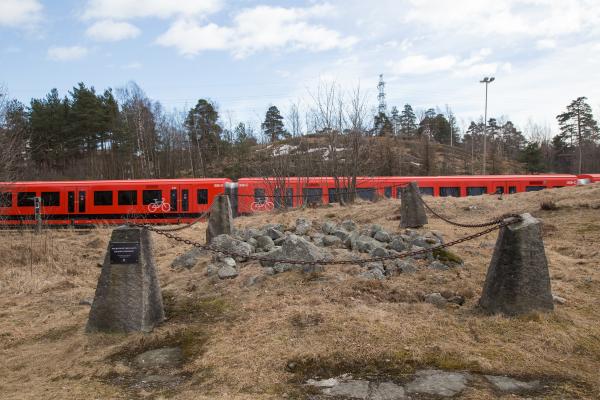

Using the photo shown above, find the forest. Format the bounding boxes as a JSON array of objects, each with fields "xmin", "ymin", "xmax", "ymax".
[{"xmin": 0, "ymin": 81, "xmax": 599, "ymax": 183}]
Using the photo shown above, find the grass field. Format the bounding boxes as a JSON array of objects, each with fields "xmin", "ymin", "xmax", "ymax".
[{"xmin": 1, "ymin": 184, "xmax": 599, "ymax": 399}]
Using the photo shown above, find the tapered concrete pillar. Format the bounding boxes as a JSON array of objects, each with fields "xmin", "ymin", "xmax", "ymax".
[
  {"xmin": 206, "ymin": 195, "xmax": 234, "ymax": 244},
  {"xmin": 86, "ymin": 227, "xmax": 164, "ymax": 333},
  {"xmin": 479, "ymin": 213, "xmax": 553, "ymax": 316},
  {"xmin": 400, "ymin": 181, "xmax": 428, "ymax": 228}
]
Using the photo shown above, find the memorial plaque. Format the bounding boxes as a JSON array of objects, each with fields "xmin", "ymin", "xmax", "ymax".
[{"xmin": 110, "ymin": 242, "xmax": 140, "ymax": 264}]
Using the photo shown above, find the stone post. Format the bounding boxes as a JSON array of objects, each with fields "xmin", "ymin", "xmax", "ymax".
[
  {"xmin": 206, "ymin": 195, "xmax": 234, "ymax": 244},
  {"xmin": 400, "ymin": 181, "xmax": 428, "ymax": 228},
  {"xmin": 86, "ymin": 227, "xmax": 164, "ymax": 333},
  {"xmin": 479, "ymin": 213, "xmax": 553, "ymax": 316}
]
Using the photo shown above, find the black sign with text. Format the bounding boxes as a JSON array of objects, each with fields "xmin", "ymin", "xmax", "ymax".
[{"xmin": 110, "ymin": 242, "xmax": 140, "ymax": 264}]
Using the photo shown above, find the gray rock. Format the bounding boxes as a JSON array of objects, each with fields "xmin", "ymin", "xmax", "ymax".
[
  {"xmin": 323, "ymin": 235, "xmax": 342, "ymax": 247},
  {"xmin": 221, "ymin": 257, "xmax": 236, "ymax": 268},
  {"xmin": 205, "ymin": 195, "xmax": 234, "ymax": 244},
  {"xmin": 295, "ymin": 218, "xmax": 312, "ymax": 235},
  {"xmin": 264, "ymin": 267, "xmax": 275, "ymax": 275},
  {"xmin": 424, "ymin": 293, "xmax": 447, "ymax": 307},
  {"xmin": 134, "ymin": 347, "xmax": 183, "ymax": 369},
  {"xmin": 448, "ymin": 295, "xmax": 465, "ymax": 306},
  {"xmin": 370, "ymin": 224, "xmax": 384, "ymax": 237},
  {"xmin": 370, "ymin": 381, "xmax": 407, "ymax": 400},
  {"xmin": 266, "ymin": 227, "xmax": 284, "ymax": 240},
  {"xmin": 341, "ymin": 219, "xmax": 357, "ymax": 231},
  {"xmin": 240, "ymin": 228, "xmax": 261, "ymax": 241},
  {"xmin": 406, "ymin": 369, "xmax": 470, "ymax": 397},
  {"xmin": 272, "ymin": 234, "xmax": 330, "ymax": 273},
  {"xmin": 206, "ymin": 263, "xmax": 219, "ymax": 276},
  {"xmin": 273, "ymin": 237, "xmax": 286, "ymax": 245},
  {"xmin": 170, "ymin": 247, "xmax": 204, "ymax": 269},
  {"xmin": 333, "ymin": 229, "xmax": 350, "ymax": 241},
  {"xmin": 479, "ymin": 213, "xmax": 554, "ymax": 316},
  {"xmin": 313, "ymin": 237, "xmax": 324, "ymax": 247},
  {"xmin": 323, "ymin": 380, "xmax": 370, "ymax": 398},
  {"xmin": 370, "ymin": 247, "xmax": 389, "ymax": 258},
  {"xmin": 211, "ymin": 234, "xmax": 253, "ymax": 260},
  {"xmin": 247, "ymin": 237, "xmax": 258, "ymax": 248},
  {"xmin": 258, "ymin": 247, "xmax": 283, "ymax": 268},
  {"xmin": 322, "ymin": 220, "xmax": 337, "ymax": 235},
  {"xmin": 428, "ymin": 261, "xmax": 449, "ymax": 270},
  {"xmin": 412, "ymin": 237, "xmax": 431, "ymax": 249},
  {"xmin": 218, "ymin": 265, "xmax": 238, "ymax": 279},
  {"xmin": 357, "ymin": 235, "xmax": 381, "ymax": 253},
  {"xmin": 389, "ymin": 238, "xmax": 407, "ymax": 252},
  {"xmin": 400, "ymin": 182, "xmax": 428, "ymax": 228},
  {"xmin": 344, "ymin": 231, "xmax": 361, "ymax": 251},
  {"xmin": 484, "ymin": 375, "xmax": 540, "ymax": 392},
  {"xmin": 396, "ymin": 260, "xmax": 417, "ymax": 273},
  {"xmin": 306, "ymin": 378, "xmax": 339, "ymax": 388},
  {"xmin": 86, "ymin": 227, "xmax": 164, "ymax": 333},
  {"xmin": 256, "ymin": 235, "xmax": 274, "ymax": 251},
  {"xmin": 360, "ymin": 265, "xmax": 385, "ymax": 280},
  {"xmin": 374, "ymin": 230, "xmax": 391, "ymax": 243}
]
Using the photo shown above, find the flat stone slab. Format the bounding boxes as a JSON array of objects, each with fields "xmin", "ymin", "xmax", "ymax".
[
  {"xmin": 323, "ymin": 380, "xmax": 370, "ymax": 398},
  {"xmin": 308, "ymin": 378, "xmax": 406, "ymax": 399},
  {"xmin": 134, "ymin": 347, "xmax": 183, "ymax": 369},
  {"xmin": 369, "ymin": 382, "xmax": 407, "ymax": 400},
  {"xmin": 484, "ymin": 375, "xmax": 540, "ymax": 392},
  {"xmin": 405, "ymin": 369, "xmax": 471, "ymax": 397}
]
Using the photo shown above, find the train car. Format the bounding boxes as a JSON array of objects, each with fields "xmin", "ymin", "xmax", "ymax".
[
  {"xmin": 577, "ymin": 174, "xmax": 600, "ymax": 184},
  {"xmin": 377, "ymin": 174, "xmax": 578, "ymax": 198},
  {"xmin": 0, "ymin": 178, "xmax": 230, "ymax": 227}
]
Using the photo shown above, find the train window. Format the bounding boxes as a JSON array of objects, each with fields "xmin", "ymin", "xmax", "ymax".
[
  {"xmin": 526, "ymin": 186, "xmax": 546, "ymax": 192},
  {"xmin": 197, "ymin": 189, "xmax": 208, "ymax": 205},
  {"xmin": 466, "ymin": 187, "xmax": 487, "ymax": 196},
  {"xmin": 94, "ymin": 191, "xmax": 113, "ymax": 206},
  {"xmin": 0, "ymin": 192, "xmax": 12, "ymax": 207},
  {"xmin": 420, "ymin": 187, "xmax": 434, "ymax": 196},
  {"xmin": 118, "ymin": 190, "xmax": 137, "ymax": 206},
  {"xmin": 303, "ymin": 188, "xmax": 323, "ymax": 205},
  {"xmin": 274, "ymin": 187, "xmax": 293, "ymax": 208},
  {"xmin": 41, "ymin": 192, "xmax": 60, "ymax": 206},
  {"xmin": 384, "ymin": 187, "xmax": 392, "ymax": 198},
  {"xmin": 254, "ymin": 188, "xmax": 266, "ymax": 204},
  {"xmin": 17, "ymin": 192, "xmax": 36, "ymax": 207},
  {"xmin": 143, "ymin": 190, "xmax": 162, "ymax": 205},
  {"xmin": 440, "ymin": 187, "xmax": 460, "ymax": 197},
  {"xmin": 357, "ymin": 187, "xmax": 376, "ymax": 201},
  {"xmin": 328, "ymin": 188, "xmax": 348, "ymax": 203},
  {"xmin": 495, "ymin": 186, "xmax": 504, "ymax": 194},
  {"xmin": 509, "ymin": 186, "xmax": 517, "ymax": 194}
]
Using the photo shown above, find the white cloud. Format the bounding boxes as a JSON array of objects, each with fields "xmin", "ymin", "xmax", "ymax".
[
  {"xmin": 122, "ymin": 61, "xmax": 142, "ymax": 69},
  {"xmin": 0, "ymin": 0, "xmax": 42, "ymax": 28},
  {"xmin": 86, "ymin": 20, "xmax": 141, "ymax": 41},
  {"xmin": 47, "ymin": 46, "xmax": 89, "ymax": 61},
  {"xmin": 82, "ymin": 0, "xmax": 222, "ymax": 20},
  {"xmin": 156, "ymin": 4, "xmax": 356, "ymax": 57},
  {"xmin": 536, "ymin": 39, "xmax": 557, "ymax": 49},
  {"xmin": 388, "ymin": 55, "xmax": 457, "ymax": 74}
]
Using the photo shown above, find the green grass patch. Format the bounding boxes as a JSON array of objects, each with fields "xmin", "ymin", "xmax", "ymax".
[{"xmin": 432, "ymin": 248, "xmax": 464, "ymax": 265}]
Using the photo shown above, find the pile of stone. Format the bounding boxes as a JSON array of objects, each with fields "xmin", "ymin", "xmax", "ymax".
[{"xmin": 197, "ymin": 217, "xmax": 463, "ymax": 280}]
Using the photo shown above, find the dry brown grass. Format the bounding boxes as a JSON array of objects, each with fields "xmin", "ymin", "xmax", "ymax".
[{"xmin": 1, "ymin": 184, "xmax": 600, "ymax": 399}]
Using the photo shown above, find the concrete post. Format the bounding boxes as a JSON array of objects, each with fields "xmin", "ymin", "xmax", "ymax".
[
  {"xmin": 400, "ymin": 181, "xmax": 428, "ymax": 228},
  {"xmin": 86, "ymin": 227, "xmax": 164, "ymax": 333},
  {"xmin": 206, "ymin": 195, "xmax": 234, "ymax": 244},
  {"xmin": 479, "ymin": 213, "xmax": 553, "ymax": 316}
]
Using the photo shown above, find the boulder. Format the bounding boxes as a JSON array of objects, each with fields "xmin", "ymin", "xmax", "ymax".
[
  {"xmin": 370, "ymin": 247, "xmax": 389, "ymax": 258},
  {"xmin": 369, "ymin": 224, "xmax": 384, "ymax": 237},
  {"xmin": 344, "ymin": 231, "xmax": 361, "ymax": 251},
  {"xmin": 340, "ymin": 219, "xmax": 357, "ymax": 231},
  {"xmin": 266, "ymin": 227, "xmax": 285, "ymax": 240},
  {"xmin": 170, "ymin": 247, "xmax": 204, "ymax": 269},
  {"xmin": 295, "ymin": 218, "xmax": 311, "ymax": 235},
  {"xmin": 374, "ymin": 230, "xmax": 391, "ymax": 243},
  {"xmin": 322, "ymin": 235, "xmax": 342, "ymax": 247},
  {"xmin": 400, "ymin": 181, "xmax": 428, "ymax": 228},
  {"xmin": 218, "ymin": 265, "xmax": 238, "ymax": 279},
  {"xmin": 396, "ymin": 259, "xmax": 417, "ymax": 273},
  {"xmin": 389, "ymin": 238, "xmax": 407, "ymax": 252},
  {"xmin": 479, "ymin": 213, "xmax": 554, "ymax": 316},
  {"xmin": 210, "ymin": 234, "xmax": 253, "ymax": 260},
  {"xmin": 273, "ymin": 234, "xmax": 330, "ymax": 273},
  {"xmin": 428, "ymin": 261, "xmax": 449, "ymax": 271},
  {"xmin": 356, "ymin": 235, "xmax": 381, "ymax": 253},
  {"xmin": 424, "ymin": 293, "xmax": 447, "ymax": 307},
  {"xmin": 256, "ymin": 235, "xmax": 275, "ymax": 251},
  {"xmin": 322, "ymin": 221, "xmax": 337, "ymax": 235},
  {"xmin": 205, "ymin": 195, "xmax": 234, "ymax": 244},
  {"xmin": 333, "ymin": 229, "xmax": 350, "ymax": 241}
]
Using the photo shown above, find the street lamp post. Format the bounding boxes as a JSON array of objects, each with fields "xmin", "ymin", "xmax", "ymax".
[{"xmin": 480, "ymin": 76, "xmax": 495, "ymax": 175}]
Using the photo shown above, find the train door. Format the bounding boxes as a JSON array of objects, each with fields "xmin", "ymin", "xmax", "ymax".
[
  {"xmin": 68, "ymin": 191, "xmax": 75, "ymax": 213},
  {"xmin": 170, "ymin": 188, "xmax": 178, "ymax": 212},
  {"xmin": 78, "ymin": 189, "xmax": 86, "ymax": 213},
  {"xmin": 181, "ymin": 189, "xmax": 189, "ymax": 213}
]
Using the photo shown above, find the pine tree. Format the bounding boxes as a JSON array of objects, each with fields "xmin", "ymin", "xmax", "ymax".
[
  {"xmin": 519, "ymin": 142, "xmax": 545, "ymax": 173},
  {"xmin": 185, "ymin": 99, "xmax": 222, "ymax": 176},
  {"xmin": 262, "ymin": 105, "xmax": 286, "ymax": 142},
  {"xmin": 390, "ymin": 106, "xmax": 400, "ymax": 136},
  {"xmin": 556, "ymin": 97, "xmax": 599, "ymax": 173},
  {"xmin": 399, "ymin": 104, "xmax": 417, "ymax": 137},
  {"xmin": 373, "ymin": 112, "xmax": 393, "ymax": 136}
]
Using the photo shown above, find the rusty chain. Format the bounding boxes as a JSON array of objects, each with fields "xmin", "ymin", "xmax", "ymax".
[{"xmin": 131, "ymin": 215, "xmax": 521, "ymax": 266}]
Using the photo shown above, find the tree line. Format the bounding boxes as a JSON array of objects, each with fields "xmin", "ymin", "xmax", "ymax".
[{"xmin": 0, "ymin": 81, "xmax": 599, "ymax": 183}]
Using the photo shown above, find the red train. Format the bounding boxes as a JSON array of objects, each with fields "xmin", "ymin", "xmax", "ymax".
[{"xmin": 0, "ymin": 174, "xmax": 590, "ymax": 226}]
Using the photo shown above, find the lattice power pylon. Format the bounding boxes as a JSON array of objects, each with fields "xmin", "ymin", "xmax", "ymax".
[{"xmin": 377, "ymin": 74, "xmax": 387, "ymax": 115}]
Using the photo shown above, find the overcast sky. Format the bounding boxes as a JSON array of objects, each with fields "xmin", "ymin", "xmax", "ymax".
[{"xmin": 1, "ymin": 0, "xmax": 600, "ymax": 134}]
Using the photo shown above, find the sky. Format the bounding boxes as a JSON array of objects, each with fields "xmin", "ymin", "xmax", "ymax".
[{"xmin": 1, "ymin": 0, "xmax": 600, "ymax": 135}]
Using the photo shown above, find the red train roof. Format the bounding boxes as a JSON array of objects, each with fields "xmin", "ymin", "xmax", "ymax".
[{"xmin": 1, "ymin": 178, "xmax": 231, "ymax": 186}]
